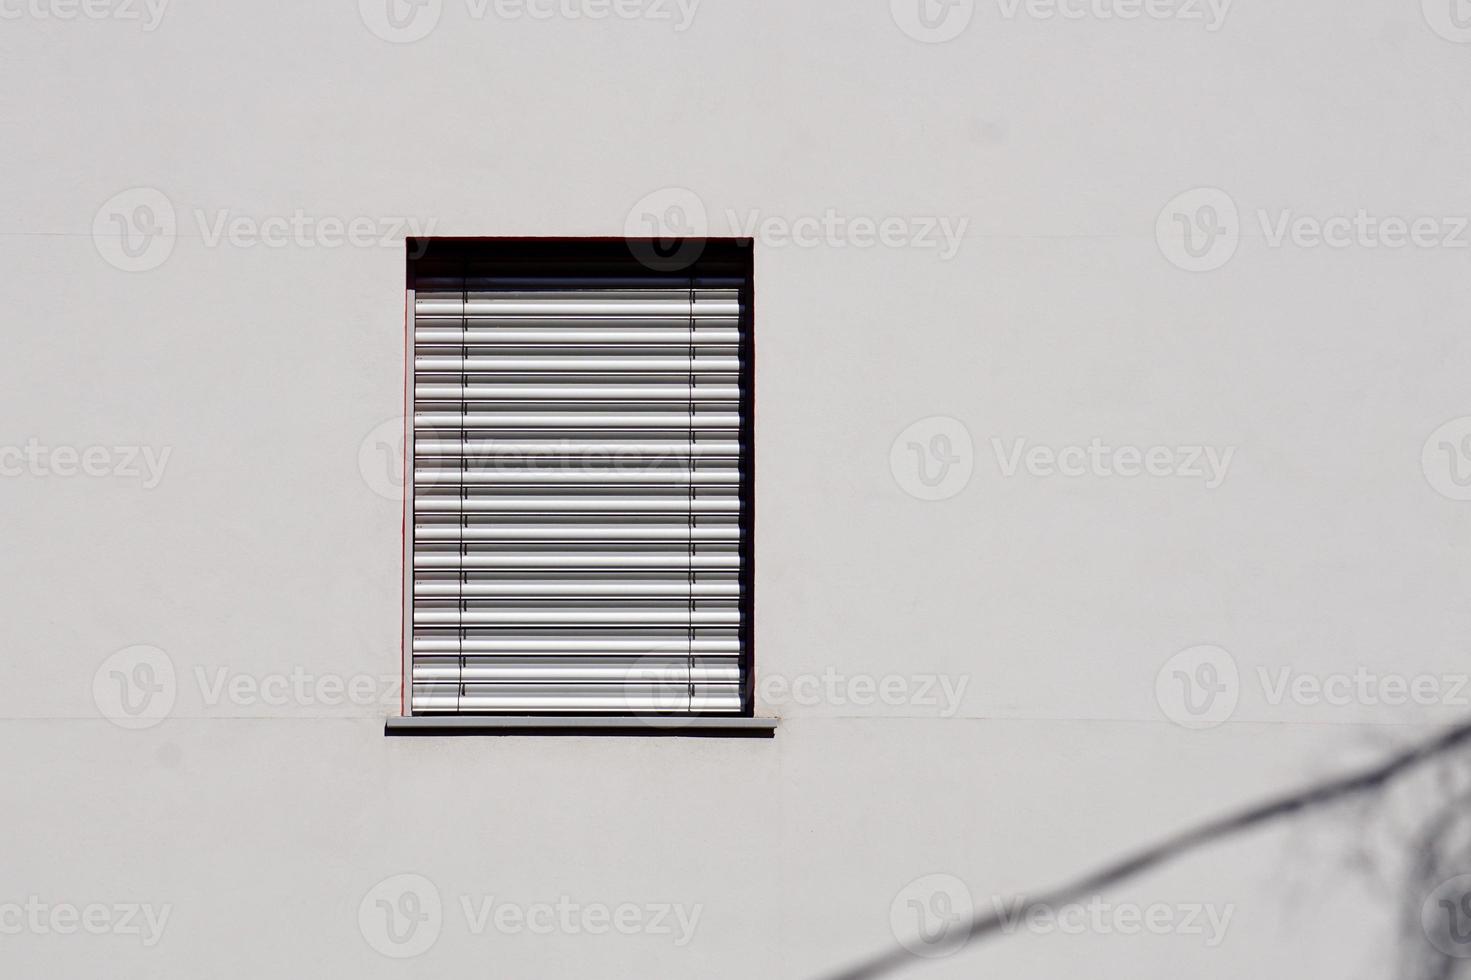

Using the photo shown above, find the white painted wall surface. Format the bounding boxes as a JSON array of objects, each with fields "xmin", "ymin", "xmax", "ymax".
[{"xmin": 3, "ymin": 0, "xmax": 1471, "ymax": 976}]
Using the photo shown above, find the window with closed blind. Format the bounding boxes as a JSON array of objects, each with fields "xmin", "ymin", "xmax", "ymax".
[{"xmin": 393, "ymin": 239, "xmax": 761, "ymax": 734}]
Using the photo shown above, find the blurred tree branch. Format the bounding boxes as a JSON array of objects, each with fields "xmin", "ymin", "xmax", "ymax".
[{"xmin": 821, "ymin": 719, "xmax": 1471, "ymax": 980}]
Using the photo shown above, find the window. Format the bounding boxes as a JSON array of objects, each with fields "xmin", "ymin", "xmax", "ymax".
[{"xmin": 399, "ymin": 239, "xmax": 755, "ymax": 727}]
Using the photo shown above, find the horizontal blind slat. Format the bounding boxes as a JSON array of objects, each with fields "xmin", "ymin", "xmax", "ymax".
[
  {"xmin": 416, "ymin": 328, "xmax": 739, "ymax": 344},
  {"xmin": 414, "ymin": 412, "xmax": 738, "ymax": 428},
  {"xmin": 413, "ymin": 553, "xmax": 739, "ymax": 569},
  {"xmin": 415, "ymin": 581, "xmax": 739, "ymax": 597},
  {"xmin": 414, "ymin": 496, "xmax": 739, "ymax": 513},
  {"xmin": 414, "ymin": 467, "xmax": 739, "ymax": 485},
  {"xmin": 415, "ymin": 356, "xmax": 738, "ymax": 372},
  {"xmin": 413, "ymin": 525, "xmax": 740, "ymax": 541},
  {"xmin": 413, "ymin": 610, "xmax": 741, "ymax": 625},
  {"xmin": 414, "ymin": 439, "xmax": 739, "ymax": 457},
  {"xmin": 416, "ymin": 384, "xmax": 738, "ymax": 401},
  {"xmin": 414, "ymin": 638, "xmax": 740, "ymax": 653}
]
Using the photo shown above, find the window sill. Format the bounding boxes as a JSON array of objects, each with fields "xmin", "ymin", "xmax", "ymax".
[{"xmin": 384, "ymin": 716, "xmax": 777, "ymax": 738}]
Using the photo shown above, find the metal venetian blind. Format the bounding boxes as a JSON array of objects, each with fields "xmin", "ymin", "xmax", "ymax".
[{"xmin": 409, "ymin": 259, "xmax": 748, "ymax": 715}]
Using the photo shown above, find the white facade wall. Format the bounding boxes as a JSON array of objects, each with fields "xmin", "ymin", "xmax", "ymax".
[{"xmin": 3, "ymin": 0, "xmax": 1471, "ymax": 975}]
